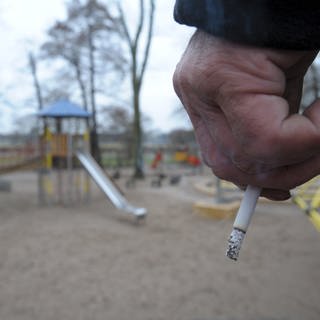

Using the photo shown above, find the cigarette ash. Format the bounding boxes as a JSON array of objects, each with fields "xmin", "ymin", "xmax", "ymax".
[{"xmin": 226, "ymin": 228, "xmax": 245, "ymax": 261}]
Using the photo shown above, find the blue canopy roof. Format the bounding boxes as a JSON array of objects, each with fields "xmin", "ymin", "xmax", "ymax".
[{"xmin": 38, "ymin": 100, "xmax": 91, "ymax": 118}]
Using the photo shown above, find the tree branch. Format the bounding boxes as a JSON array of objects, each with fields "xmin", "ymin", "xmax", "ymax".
[
  {"xmin": 137, "ymin": 0, "xmax": 155, "ymax": 85},
  {"xmin": 29, "ymin": 52, "xmax": 43, "ymax": 111},
  {"xmin": 117, "ymin": 3, "xmax": 133, "ymax": 48},
  {"xmin": 133, "ymin": 0, "xmax": 145, "ymax": 51}
]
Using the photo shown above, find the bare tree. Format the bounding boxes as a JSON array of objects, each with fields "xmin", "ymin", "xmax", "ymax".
[
  {"xmin": 28, "ymin": 52, "xmax": 44, "ymax": 111},
  {"xmin": 13, "ymin": 114, "xmax": 38, "ymax": 135},
  {"xmin": 117, "ymin": 0, "xmax": 156, "ymax": 178},
  {"xmin": 41, "ymin": 0, "xmax": 126, "ymax": 164},
  {"xmin": 168, "ymin": 129, "xmax": 196, "ymax": 146},
  {"xmin": 41, "ymin": 21, "xmax": 89, "ymax": 110},
  {"xmin": 101, "ymin": 105, "xmax": 132, "ymax": 133},
  {"xmin": 100, "ymin": 104, "xmax": 134, "ymax": 159}
]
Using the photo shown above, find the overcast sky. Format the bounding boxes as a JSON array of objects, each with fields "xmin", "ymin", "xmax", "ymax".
[{"xmin": 0, "ymin": 0, "xmax": 194, "ymax": 134}]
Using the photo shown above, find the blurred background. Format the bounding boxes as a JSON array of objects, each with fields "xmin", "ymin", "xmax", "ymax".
[{"xmin": 0, "ymin": 1, "xmax": 319, "ymax": 320}]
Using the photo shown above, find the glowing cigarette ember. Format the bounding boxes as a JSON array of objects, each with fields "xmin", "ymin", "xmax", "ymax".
[{"xmin": 226, "ymin": 185, "xmax": 261, "ymax": 261}]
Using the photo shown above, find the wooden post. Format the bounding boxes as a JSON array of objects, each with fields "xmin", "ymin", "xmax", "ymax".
[
  {"xmin": 56, "ymin": 118, "xmax": 63, "ymax": 205},
  {"xmin": 43, "ymin": 126, "xmax": 53, "ymax": 204},
  {"xmin": 67, "ymin": 118, "xmax": 73, "ymax": 205},
  {"xmin": 83, "ymin": 129, "xmax": 91, "ymax": 203}
]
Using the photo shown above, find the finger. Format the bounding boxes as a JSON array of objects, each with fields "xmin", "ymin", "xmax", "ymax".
[
  {"xmin": 257, "ymin": 153, "xmax": 320, "ymax": 190},
  {"xmin": 260, "ymin": 189, "xmax": 291, "ymax": 201},
  {"xmin": 222, "ymin": 93, "xmax": 320, "ymax": 166},
  {"xmin": 193, "ymin": 118, "xmax": 315, "ymax": 199},
  {"xmin": 195, "ymin": 98, "xmax": 275, "ymax": 174},
  {"xmin": 234, "ymin": 183, "xmax": 291, "ymax": 201},
  {"xmin": 283, "ymin": 76, "xmax": 304, "ymax": 115}
]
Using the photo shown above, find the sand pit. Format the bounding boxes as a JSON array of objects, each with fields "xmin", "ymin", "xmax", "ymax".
[{"xmin": 0, "ymin": 169, "xmax": 319, "ymax": 320}]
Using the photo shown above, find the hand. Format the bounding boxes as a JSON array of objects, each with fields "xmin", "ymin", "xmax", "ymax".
[{"xmin": 173, "ymin": 30, "xmax": 320, "ymax": 200}]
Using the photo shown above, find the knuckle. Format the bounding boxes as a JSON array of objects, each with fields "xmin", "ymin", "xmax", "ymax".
[
  {"xmin": 172, "ymin": 62, "xmax": 194, "ymax": 99},
  {"xmin": 211, "ymin": 160, "xmax": 234, "ymax": 182},
  {"xmin": 172, "ymin": 64, "xmax": 184, "ymax": 95},
  {"xmin": 285, "ymin": 175, "xmax": 308, "ymax": 190},
  {"xmin": 201, "ymin": 148, "xmax": 234, "ymax": 181},
  {"xmin": 212, "ymin": 168, "xmax": 233, "ymax": 183},
  {"xmin": 229, "ymin": 146, "xmax": 263, "ymax": 175},
  {"xmin": 239, "ymin": 128, "xmax": 281, "ymax": 162}
]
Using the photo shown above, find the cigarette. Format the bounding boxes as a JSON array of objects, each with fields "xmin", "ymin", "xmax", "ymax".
[{"xmin": 226, "ymin": 185, "xmax": 261, "ymax": 261}]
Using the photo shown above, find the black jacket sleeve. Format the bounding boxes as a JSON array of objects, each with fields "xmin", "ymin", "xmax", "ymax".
[{"xmin": 174, "ymin": 0, "xmax": 320, "ymax": 50}]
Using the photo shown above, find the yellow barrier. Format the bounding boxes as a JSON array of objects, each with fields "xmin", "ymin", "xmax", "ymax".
[
  {"xmin": 311, "ymin": 187, "xmax": 320, "ymax": 208},
  {"xmin": 83, "ymin": 131, "xmax": 90, "ymax": 143},
  {"xmin": 44, "ymin": 127, "xmax": 53, "ymax": 170},
  {"xmin": 174, "ymin": 151, "xmax": 188, "ymax": 162},
  {"xmin": 293, "ymin": 176, "xmax": 320, "ymax": 233},
  {"xmin": 309, "ymin": 210, "xmax": 320, "ymax": 232}
]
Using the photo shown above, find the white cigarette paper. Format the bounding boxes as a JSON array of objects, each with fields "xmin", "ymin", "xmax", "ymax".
[
  {"xmin": 233, "ymin": 185, "xmax": 261, "ymax": 231},
  {"xmin": 226, "ymin": 185, "xmax": 261, "ymax": 261}
]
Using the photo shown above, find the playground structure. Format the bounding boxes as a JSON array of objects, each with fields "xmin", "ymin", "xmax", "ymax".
[
  {"xmin": 193, "ymin": 178, "xmax": 241, "ymax": 219},
  {"xmin": 0, "ymin": 100, "xmax": 146, "ymax": 219},
  {"xmin": 37, "ymin": 100, "xmax": 91, "ymax": 206},
  {"xmin": 147, "ymin": 146, "xmax": 202, "ymax": 188},
  {"xmin": 173, "ymin": 148, "xmax": 201, "ymax": 169},
  {"xmin": 76, "ymin": 150, "xmax": 146, "ymax": 217},
  {"xmin": 37, "ymin": 100, "xmax": 146, "ymax": 218}
]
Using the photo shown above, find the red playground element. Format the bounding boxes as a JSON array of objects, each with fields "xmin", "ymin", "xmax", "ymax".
[
  {"xmin": 151, "ymin": 150, "xmax": 163, "ymax": 169},
  {"xmin": 187, "ymin": 155, "xmax": 201, "ymax": 167}
]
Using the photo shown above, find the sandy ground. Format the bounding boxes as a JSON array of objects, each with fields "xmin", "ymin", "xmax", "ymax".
[{"xmin": 0, "ymin": 168, "xmax": 319, "ymax": 320}]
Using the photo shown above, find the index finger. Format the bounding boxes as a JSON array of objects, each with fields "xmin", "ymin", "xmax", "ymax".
[{"xmin": 224, "ymin": 93, "xmax": 320, "ymax": 167}]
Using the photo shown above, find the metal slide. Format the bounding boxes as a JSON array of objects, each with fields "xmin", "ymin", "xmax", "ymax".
[{"xmin": 76, "ymin": 150, "xmax": 147, "ymax": 218}]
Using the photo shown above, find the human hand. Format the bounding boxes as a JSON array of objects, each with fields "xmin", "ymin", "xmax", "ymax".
[{"xmin": 173, "ymin": 30, "xmax": 320, "ymax": 200}]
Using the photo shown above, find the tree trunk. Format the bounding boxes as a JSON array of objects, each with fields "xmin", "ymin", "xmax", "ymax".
[
  {"xmin": 29, "ymin": 52, "xmax": 46, "ymax": 205},
  {"xmin": 118, "ymin": 0, "xmax": 155, "ymax": 178},
  {"xmin": 73, "ymin": 58, "xmax": 91, "ymax": 130},
  {"xmin": 88, "ymin": 24, "xmax": 101, "ymax": 165},
  {"xmin": 29, "ymin": 53, "xmax": 43, "ymax": 111},
  {"xmin": 133, "ymin": 79, "xmax": 144, "ymax": 178},
  {"xmin": 74, "ymin": 58, "xmax": 88, "ymax": 112}
]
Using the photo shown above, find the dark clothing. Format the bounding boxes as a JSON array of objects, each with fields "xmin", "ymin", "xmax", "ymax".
[{"xmin": 174, "ymin": 1, "xmax": 320, "ymax": 50}]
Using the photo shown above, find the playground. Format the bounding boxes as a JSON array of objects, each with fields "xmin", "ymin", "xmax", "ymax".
[
  {"xmin": 2, "ymin": 1, "xmax": 320, "ymax": 319},
  {"xmin": 0, "ymin": 100, "xmax": 319, "ymax": 320},
  {"xmin": 0, "ymin": 164, "xmax": 320, "ymax": 320}
]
